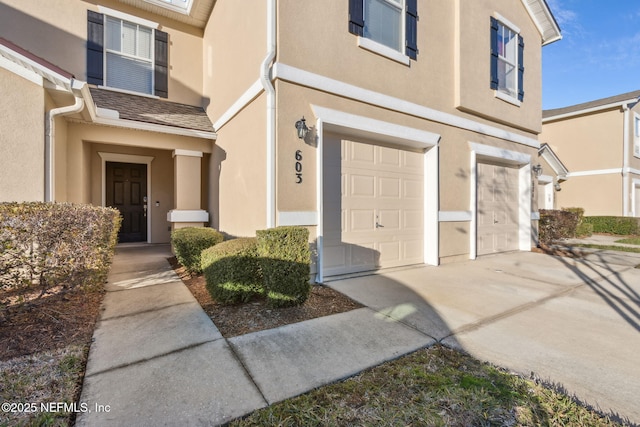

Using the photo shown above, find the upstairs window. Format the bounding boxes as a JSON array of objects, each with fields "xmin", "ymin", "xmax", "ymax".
[
  {"xmin": 87, "ymin": 10, "xmax": 168, "ymax": 98},
  {"xmin": 106, "ymin": 17, "xmax": 154, "ymax": 94},
  {"xmin": 490, "ymin": 16, "xmax": 524, "ymax": 103},
  {"xmin": 634, "ymin": 115, "xmax": 640, "ymax": 157},
  {"xmin": 349, "ymin": 0, "xmax": 418, "ymax": 61}
]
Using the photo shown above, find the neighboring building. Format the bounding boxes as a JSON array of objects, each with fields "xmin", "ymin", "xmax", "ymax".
[
  {"xmin": 536, "ymin": 143, "xmax": 569, "ymax": 210},
  {"xmin": 541, "ymin": 90, "xmax": 640, "ymax": 217},
  {"xmin": 0, "ymin": 0, "xmax": 561, "ymax": 280}
]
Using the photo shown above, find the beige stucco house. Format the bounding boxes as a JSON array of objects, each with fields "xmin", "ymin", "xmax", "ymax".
[
  {"xmin": 0, "ymin": 0, "xmax": 560, "ymax": 281},
  {"xmin": 541, "ymin": 90, "xmax": 640, "ymax": 217},
  {"xmin": 536, "ymin": 143, "xmax": 569, "ymax": 210}
]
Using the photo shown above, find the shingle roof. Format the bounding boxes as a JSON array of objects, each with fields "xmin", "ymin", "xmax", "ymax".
[
  {"xmin": 543, "ymin": 89, "xmax": 640, "ymax": 119},
  {"xmin": 89, "ymin": 87, "xmax": 213, "ymax": 132}
]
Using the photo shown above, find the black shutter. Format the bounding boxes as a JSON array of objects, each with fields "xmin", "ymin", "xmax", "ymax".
[
  {"xmin": 87, "ymin": 11, "xmax": 104, "ymax": 85},
  {"xmin": 154, "ymin": 29, "xmax": 168, "ymax": 98},
  {"xmin": 348, "ymin": 0, "xmax": 364, "ymax": 36},
  {"xmin": 490, "ymin": 16, "xmax": 499, "ymax": 90},
  {"xmin": 405, "ymin": 0, "xmax": 418, "ymax": 59},
  {"xmin": 517, "ymin": 34, "xmax": 524, "ymax": 101}
]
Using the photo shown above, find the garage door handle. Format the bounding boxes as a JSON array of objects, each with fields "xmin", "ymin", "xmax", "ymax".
[{"xmin": 376, "ymin": 222, "xmax": 384, "ymax": 228}]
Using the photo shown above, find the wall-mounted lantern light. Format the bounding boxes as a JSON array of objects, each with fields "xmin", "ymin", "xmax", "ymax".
[
  {"xmin": 554, "ymin": 182, "xmax": 562, "ymax": 191},
  {"xmin": 532, "ymin": 164, "xmax": 543, "ymax": 177},
  {"xmin": 295, "ymin": 116, "xmax": 309, "ymax": 140}
]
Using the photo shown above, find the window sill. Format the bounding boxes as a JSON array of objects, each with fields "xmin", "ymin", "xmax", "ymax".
[
  {"xmin": 357, "ymin": 37, "xmax": 410, "ymax": 66},
  {"xmin": 494, "ymin": 90, "xmax": 521, "ymax": 107},
  {"xmin": 98, "ymin": 85, "xmax": 160, "ymax": 100}
]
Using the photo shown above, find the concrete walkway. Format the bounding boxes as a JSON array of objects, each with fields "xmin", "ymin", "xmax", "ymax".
[{"xmin": 77, "ymin": 243, "xmax": 640, "ymax": 426}]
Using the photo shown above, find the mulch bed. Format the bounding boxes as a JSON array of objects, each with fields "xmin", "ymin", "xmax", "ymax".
[{"xmin": 169, "ymin": 258, "xmax": 363, "ymax": 338}]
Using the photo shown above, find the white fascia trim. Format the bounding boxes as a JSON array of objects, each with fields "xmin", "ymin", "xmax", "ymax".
[
  {"xmin": 357, "ymin": 37, "xmax": 410, "ymax": 66},
  {"xmin": 311, "ymin": 105, "xmax": 440, "ymax": 149},
  {"xmin": 567, "ymin": 168, "xmax": 622, "ymax": 177},
  {"xmin": 93, "ymin": 116, "xmax": 216, "ymax": 140},
  {"xmin": 274, "ymin": 63, "xmax": 539, "ymax": 148},
  {"xmin": 469, "ymin": 142, "xmax": 531, "ymax": 165},
  {"xmin": 0, "ymin": 45, "xmax": 71, "ymax": 90},
  {"xmin": 143, "ymin": 0, "xmax": 194, "ymax": 15},
  {"xmin": 539, "ymin": 144, "xmax": 569, "ymax": 177},
  {"xmin": 97, "ymin": 6, "xmax": 159, "ymax": 29},
  {"xmin": 520, "ymin": 0, "xmax": 562, "ymax": 46},
  {"xmin": 0, "ymin": 56, "xmax": 43, "ymax": 86},
  {"xmin": 167, "ymin": 209, "xmax": 209, "ymax": 223},
  {"xmin": 173, "ymin": 149, "xmax": 203, "ymax": 158},
  {"xmin": 543, "ymin": 99, "xmax": 637, "ymax": 123},
  {"xmin": 538, "ymin": 174, "xmax": 553, "ymax": 184},
  {"xmin": 278, "ymin": 211, "xmax": 318, "ymax": 226},
  {"xmin": 213, "ymin": 79, "xmax": 264, "ymax": 131},
  {"xmin": 439, "ymin": 211, "xmax": 472, "ymax": 222}
]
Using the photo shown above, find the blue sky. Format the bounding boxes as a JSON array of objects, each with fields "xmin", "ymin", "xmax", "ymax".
[{"xmin": 543, "ymin": 0, "xmax": 640, "ymax": 110}]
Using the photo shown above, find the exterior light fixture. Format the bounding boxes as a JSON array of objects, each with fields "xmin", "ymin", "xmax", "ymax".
[
  {"xmin": 295, "ymin": 116, "xmax": 309, "ymax": 140},
  {"xmin": 532, "ymin": 164, "xmax": 543, "ymax": 177},
  {"xmin": 554, "ymin": 182, "xmax": 562, "ymax": 191}
]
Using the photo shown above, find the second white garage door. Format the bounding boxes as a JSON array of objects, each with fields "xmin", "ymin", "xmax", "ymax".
[
  {"xmin": 477, "ymin": 162, "xmax": 520, "ymax": 255},
  {"xmin": 323, "ymin": 137, "xmax": 424, "ymax": 277}
]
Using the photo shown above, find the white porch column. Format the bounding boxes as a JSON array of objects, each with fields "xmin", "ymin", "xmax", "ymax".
[{"xmin": 167, "ymin": 149, "xmax": 209, "ymax": 230}]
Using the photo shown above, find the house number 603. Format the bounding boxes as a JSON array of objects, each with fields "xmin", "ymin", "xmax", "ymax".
[{"xmin": 295, "ymin": 150, "xmax": 303, "ymax": 184}]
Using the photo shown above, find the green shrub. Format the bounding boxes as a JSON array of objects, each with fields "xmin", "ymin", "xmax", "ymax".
[
  {"xmin": 171, "ymin": 227, "xmax": 223, "ymax": 274},
  {"xmin": 202, "ymin": 237, "xmax": 263, "ymax": 304},
  {"xmin": 539, "ymin": 209, "xmax": 578, "ymax": 245},
  {"xmin": 584, "ymin": 216, "xmax": 640, "ymax": 235},
  {"xmin": 562, "ymin": 207, "xmax": 592, "ymax": 238},
  {"xmin": 0, "ymin": 202, "xmax": 121, "ymax": 309},
  {"xmin": 256, "ymin": 226, "xmax": 311, "ymax": 307}
]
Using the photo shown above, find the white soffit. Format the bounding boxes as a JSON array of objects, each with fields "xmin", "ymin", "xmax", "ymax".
[{"xmin": 521, "ymin": 0, "xmax": 562, "ymax": 45}]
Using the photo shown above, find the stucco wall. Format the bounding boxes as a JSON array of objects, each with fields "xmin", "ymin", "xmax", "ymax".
[
  {"xmin": 556, "ymin": 174, "xmax": 622, "ymax": 216},
  {"xmin": 0, "ymin": 67, "xmax": 45, "ymax": 202},
  {"xmin": 0, "ymin": 0, "xmax": 204, "ymax": 106}
]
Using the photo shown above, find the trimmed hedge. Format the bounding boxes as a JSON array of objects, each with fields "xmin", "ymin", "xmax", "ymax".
[
  {"xmin": 562, "ymin": 207, "xmax": 593, "ymax": 238},
  {"xmin": 202, "ymin": 237, "xmax": 263, "ymax": 304},
  {"xmin": 584, "ymin": 216, "xmax": 640, "ymax": 235},
  {"xmin": 171, "ymin": 227, "xmax": 223, "ymax": 274},
  {"xmin": 539, "ymin": 209, "xmax": 578, "ymax": 245},
  {"xmin": 0, "ymin": 202, "xmax": 121, "ymax": 307},
  {"xmin": 256, "ymin": 226, "xmax": 311, "ymax": 307}
]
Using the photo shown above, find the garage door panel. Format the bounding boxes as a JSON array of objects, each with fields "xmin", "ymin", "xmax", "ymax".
[
  {"xmin": 350, "ymin": 210, "xmax": 375, "ymax": 231},
  {"xmin": 477, "ymin": 162, "xmax": 519, "ymax": 255},
  {"xmin": 324, "ymin": 139, "xmax": 424, "ymax": 276},
  {"xmin": 350, "ymin": 174, "xmax": 375, "ymax": 197}
]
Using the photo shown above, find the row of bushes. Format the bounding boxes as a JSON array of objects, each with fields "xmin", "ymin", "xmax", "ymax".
[
  {"xmin": 172, "ymin": 226, "xmax": 311, "ymax": 307},
  {"xmin": 583, "ymin": 216, "xmax": 640, "ymax": 235},
  {"xmin": 0, "ymin": 202, "xmax": 121, "ymax": 307}
]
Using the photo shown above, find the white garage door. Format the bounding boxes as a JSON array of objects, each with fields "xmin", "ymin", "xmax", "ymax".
[
  {"xmin": 635, "ymin": 185, "xmax": 640, "ymax": 217},
  {"xmin": 323, "ymin": 137, "xmax": 424, "ymax": 276},
  {"xmin": 477, "ymin": 162, "xmax": 519, "ymax": 255}
]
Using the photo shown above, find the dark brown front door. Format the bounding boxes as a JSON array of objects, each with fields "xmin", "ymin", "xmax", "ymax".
[{"xmin": 106, "ymin": 162, "xmax": 148, "ymax": 243}]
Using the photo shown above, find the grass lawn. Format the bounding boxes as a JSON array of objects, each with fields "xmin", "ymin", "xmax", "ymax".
[
  {"xmin": 231, "ymin": 345, "xmax": 625, "ymax": 427},
  {"xmin": 614, "ymin": 236, "xmax": 640, "ymax": 245},
  {"xmin": 571, "ymin": 243, "xmax": 640, "ymax": 254}
]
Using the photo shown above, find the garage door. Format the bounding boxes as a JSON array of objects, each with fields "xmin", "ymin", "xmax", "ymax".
[
  {"xmin": 635, "ymin": 185, "xmax": 640, "ymax": 217},
  {"xmin": 323, "ymin": 137, "xmax": 424, "ymax": 276},
  {"xmin": 477, "ymin": 162, "xmax": 519, "ymax": 255}
]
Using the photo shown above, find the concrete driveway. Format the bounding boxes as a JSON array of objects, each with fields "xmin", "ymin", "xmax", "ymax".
[{"xmin": 328, "ymin": 250, "xmax": 640, "ymax": 424}]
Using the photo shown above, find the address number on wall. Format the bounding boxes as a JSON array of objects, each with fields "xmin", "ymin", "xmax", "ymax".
[{"xmin": 295, "ymin": 150, "xmax": 303, "ymax": 184}]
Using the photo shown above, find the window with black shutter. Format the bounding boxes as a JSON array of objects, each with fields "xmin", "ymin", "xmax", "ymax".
[
  {"xmin": 349, "ymin": 0, "xmax": 418, "ymax": 60},
  {"xmin": 490, "ymin": 16, "xmax": 524, "ymax": 102},
  {"xmin": 86, "ymin": 10, "xmax": 168, "ymax": 98}
]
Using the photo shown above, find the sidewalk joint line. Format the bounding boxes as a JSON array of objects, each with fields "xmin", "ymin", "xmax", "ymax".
[
  {"xmin": 99, "ymin": 300, "xmax": 198, "ymax": 321},
  {"xmin": 225, "ymin": 339, "xmax": 271, "ymax": 406}
]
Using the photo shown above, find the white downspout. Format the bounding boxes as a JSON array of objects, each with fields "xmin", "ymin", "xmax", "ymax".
[
  {"xmin": 260, "ymin": 0, "xmax": 277, "ymax": 228},
  {"xmin": 45, "ymin": 79, "xmax": 85, "ymax": 202},
  {"xmin": 622, "ymin": 105, "xmax": 630, "ymax": 216}
]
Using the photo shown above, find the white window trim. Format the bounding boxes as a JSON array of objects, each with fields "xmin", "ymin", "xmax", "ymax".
[
  {"xmin": 357, "ymin": 36, "xmax": 410, "ymax": 66},
  {"xmin": 144, "ymin": 0, "xmax": 193, "ymax": 15},
  {"xmin": 359, "ymin": 0, "xmax": 407, "ymax": 61},
  {"xmin": 100, "ymin": 9, "xmax": 157, "ymax": 96},
  {"xmin": 493, "ymin": 12, "xmax": 521, "ymax": 104},
  {"xmin": 97, "ymin": 6, "xmax": 159, "ymax": 29}
]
